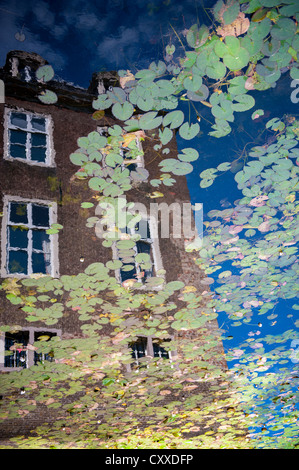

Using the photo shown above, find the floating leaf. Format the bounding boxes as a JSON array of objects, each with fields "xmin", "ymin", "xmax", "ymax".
[
  {"xmin": 105, "ymin": 152, "xmax": 124, "ymax": 167},
  {"xmin": 136, "ymin": 95, "xmax": 154, "ymax": 112},
  {"xmin": 92, "ymin": 94, "xmax": 113, "ymax": 110},
  {"xmin": 150, "ymin": 179, "xmax": 161, "ymax": 188},
  {"xmin": 222, "ymin": 0, "xmax": 240, "ymax": 25},
  {"xmin": 200, "ymin": 178, "xmax": 214, "ymax": 188},
  {"xmin": 165, "ymin": 281, "xmax": 185, "ymax": 291},
  {"xmin": 92, "ymin": 110, "xmax": 105, "ymax": 120},
  {"xmin": 88, "ymin": 177, "xmax": 108, "ymax": 191},
  {"xmin": 186, "ymin": 24, "xmax": 209, "ymax": 49},
  {"xmin": 245, "ymin": 229, "xmax": 256, "ymax": 237},
  {"xmin": 107, "ymin": 87, "xmax": 127, "ymax": 104},
  {"xmin": 178, "ymin": 148, "xmax": 199, "ymax": 162},
  {"xmin": 112, "ymin": 102, "xmax": 134, "ymax": 121},
  {"xmin": 252, "ymin": 7, "xmax": 268, "ymax": 22},
  {"xmin": 271, "ymin": 18, "xmax": 296, "ymax": 41},
  {"xmin": 163, "ymin": 110, "xmax": 185, "ymax": 129},
  {"xmin": 179, "ymin": 122, "xmax": 200, "ymax": 140},
  {"xmin": 38, "ymin": 90, "xmax": 58, "ymax": 104},
  {"xmin": 135, "ymin": 253, "xmax": 150, "ymax": 264},
  {"xmin": 135, "ymin": 69, "xmax": 156, "ymax": 81},
  {"xmin": 228, "ymin": 76, "xmax": 247, "ymax": 95},
  {"xmin": 252, "ymin": 109, "xmax": 264, "ymax": 120},
  {"xmin": 106, "ymin": 260, "xmax": 123, "ymax": 270},
  {"xmin": 84, "ymin": 262, "xmax": 107, "ymax": 275},
  {"xmin": 219, "ymin": 270, "xmax": 232, "ymax": 279},
  {"xmin": 183, "ymin": 75, "xmax": 202, "ymax": 92},
  {"xmin": 149, "ymin": 60, "xmax": 167, "ymax": 76},
  {"xmin": 206, "ymin": 60, "xmax": 227, "ymax": 80},
  {"xmin": 215, "ymin": 36, "xmax": 250, "ymax": 71},
  {"xmin": 130, "ymin": 167, "xmax": 149, "ymax": 182},
  {"xmin": 159, "ymin": 127, "xmax": 173, "ymax": 146},
  {"xmin": 232, "ymin": 94, "xmax": 255, "ymax": 112},
  {"xmin": 217, "ymin": 162, "xmax": 231, "ymax": 172},
  {"xmin": 187, "ymin": 84, "xmax": 209, "ymax": 102},
  {"xmin": 290, "ymin": 67, "xmax": 299, "ymax": 80},
  {"xmin": 36, "ymin": 65, "xmax": 54, "ymax": 82},
  {"xmin": 81, "ymin": 202, "xmax": 94, "ymax": 209},
  {"xmin": 139, "ymin": 111, "xmax": 162, "ymax": 130},
  {"xmin": 166, "ymin": 44, "xmax": 175, "ymax": 55},
  {"xmin": 70, "ymin": 152, "xmax": 89, "ymax": 166},
  {"xmin": 200, "ymin": 168, "xmax": 217, "ymax": 179}
]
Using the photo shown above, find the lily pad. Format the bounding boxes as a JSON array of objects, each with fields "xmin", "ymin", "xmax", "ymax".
[
  {"xmin": 38, "ymin": 89, "xmax": 58, "ymax": 104},
  {"xmin": 36, "ymin": 65, "xmax": 54, "ymax": 82},
  {"xmin": 163, "ymin": 110, "xmax": 185, "ymax": 129},
  {"xmin": 179, "ymin": 122, "xmax": 200, "ymax": 140},
  {"xmin": 112, "ymin": 102, "xmax": 134, "ymax": 121}
]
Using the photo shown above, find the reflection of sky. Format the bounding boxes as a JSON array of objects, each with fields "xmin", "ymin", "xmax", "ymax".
[
  {"xmin": 0, "ymin": 0, "xmax": 298, "ymax": 440},
  {"xmin": 187, "ymin": 80, "xmax": 298, "ymax": 355},
  {"xmin": 0, "ymin": 0, "xmax": 215, "ymax": 86}
]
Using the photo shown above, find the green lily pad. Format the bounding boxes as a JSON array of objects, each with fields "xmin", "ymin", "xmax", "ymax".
[
  {"xmin": 70, "ymin": 152, "xmax": 89, "ymax": 166},
  {"xmin": 183, "ymin": 75, "xmax": 202, "ymax": 92},
  {"xmin": 178, "ymin": 148, "xmax": 199, "ymax": 162},
  {"xmin": 232, "ymin": 94, "xmax": 255, "ymax": 112},
  {"xmin": 36, "ymin": 65, "xmax": 54, "ymax": 82},
  {"xmin": 159, "ymin": 127, "xmax": 173, "ymax": 146},
  {"xmin": 149, "ymin": 60, "xmax": 167, "ymax": 76},
  {"xmin": 106, "ymin": 260, "xmax": 123, "ymax": 270},
  {"xmin": 38, "ymin": 89, "xmax": 58, "ymax": 104},
  {"xmin": 163, "ymin": 110, "xmax": 185, "ymax": 129},
  {"xmin": 112, "ymin": 102, "xmax": 134, "ymax": 121},
  {"xmin": 271, "ymin": 18, "xmax": 296, "ymax": 40},
  {"xmin": 139, "ymin": 111, "xmax": 163, "ymax": 130},
  {"xmin": 92, "ymin": 95, "xmax": 113, "ymax": 110},
  {"xmin": 179, "ymin": 122, "xmax": 200, "ymax": 140}
]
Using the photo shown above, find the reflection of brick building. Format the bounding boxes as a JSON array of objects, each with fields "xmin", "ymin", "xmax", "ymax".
[{"xmin": 0, "ymin": 51, "xmax": 226, "ymax": 439}]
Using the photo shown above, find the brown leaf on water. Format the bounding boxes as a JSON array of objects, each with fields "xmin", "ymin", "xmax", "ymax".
[
  {"xmin": 120, "ymin": 71, "xmax": 135, "ymax": 89},
  {"xmin": 217, "ymin": 12, "xmax": 250, "ymax": 38},
  {"xmin": 245, "ymin": 76, "xmax": 256, "ymax": 91}
]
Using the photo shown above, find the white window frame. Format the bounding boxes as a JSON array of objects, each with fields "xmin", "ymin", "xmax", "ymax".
[
  {"xmin": 97, "ymin": 126, "xmax": 145, "ymax": 172},
  {"xmin": 113, "ymin": 215, "xmax": 164, "ymax": 288},
  {"xmin": 3, "ymin": 106, "xmax": 55, "ymax": 167},
  {"xmin": 1, "ymin": 195, "xmax": 59, "ymax": 278},
  {"xmin": 0, "ymin": 326, "xmax": 61, "ymax": 371},
  {"xmin": 127, "ymin": 335, "xmax": 175, "ymax": 373}
]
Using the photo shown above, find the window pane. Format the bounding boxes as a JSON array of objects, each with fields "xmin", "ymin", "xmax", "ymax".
[
  {"xmin": 120, "ymin": 264, "xmax": 137, "ymax": 283},
  {"xmin": 8, "ymin": 250, "xmax": 28, "ymax": 274},
  {"xmin": 31, "ymin": 133, "xmax": 46, "ymax": 147},
  {"xmin": 10, "ymin": 144, "xmax": 26, "ymax": 159},
  {"xmin": 31, "ymin": 146, "xmax": 46, "ymax": 162},
  {"xmin": 34, "ymin": 331, "xmax": 56, "ymax": 342},
  {"xmin": 153, "ymin": 342, "xmax": 169, "ymax": 359},
  {"xmin": 126, "ymin": 162, "xmax": 137, "ymax": 172},
  {"xmin": 32, "ymin": 252, "xmax": 51, "ymax": 274},
  {"xmin": 5, "ymin": 331, "xmax": 29, "ymax": 368},
  {"xmin": 8, "ymin": 226, "xmax": 28, "ymax": 249},
  {"xmin": 136, "ymin": 240, "xmax": 151, "ymax": 255},
  {"xmin": 130, "ymin": 337, "xmax": 147, "ymax": 360},
  {"xmin": 9, "ymin": 129, "xmax": 27, "ymax": 145},
  {"xmin": 32, "ymin": 204, "xmax": 50, "ymax": 227},
  {"xmin": 19, "ymin": 66, "xmax": 32, "ymax": 82},
  {"xmin": 136, "ymin": 241, "xmax": 153, "ymax": 280},
  {"xmin": 32, "ymin": 230, "xmax": 50, "ymax": 251},
  {"xmin": 9, "ymin": 202, "xmax": 28, "ymax": 224},
  {"xmin": 34, "ymin": 331, "xmax": 56, "ymax": 364},
  {"xmin": 31, "ymin": 117, "xmax": 46, "ymax": 132},
  {"xmin": 10, "ymin": 112, "xmax": 27, "ymax": 129},
  {"xmin": 135, "ymin": 220, "xmax": 150, "ymax": 239}
]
